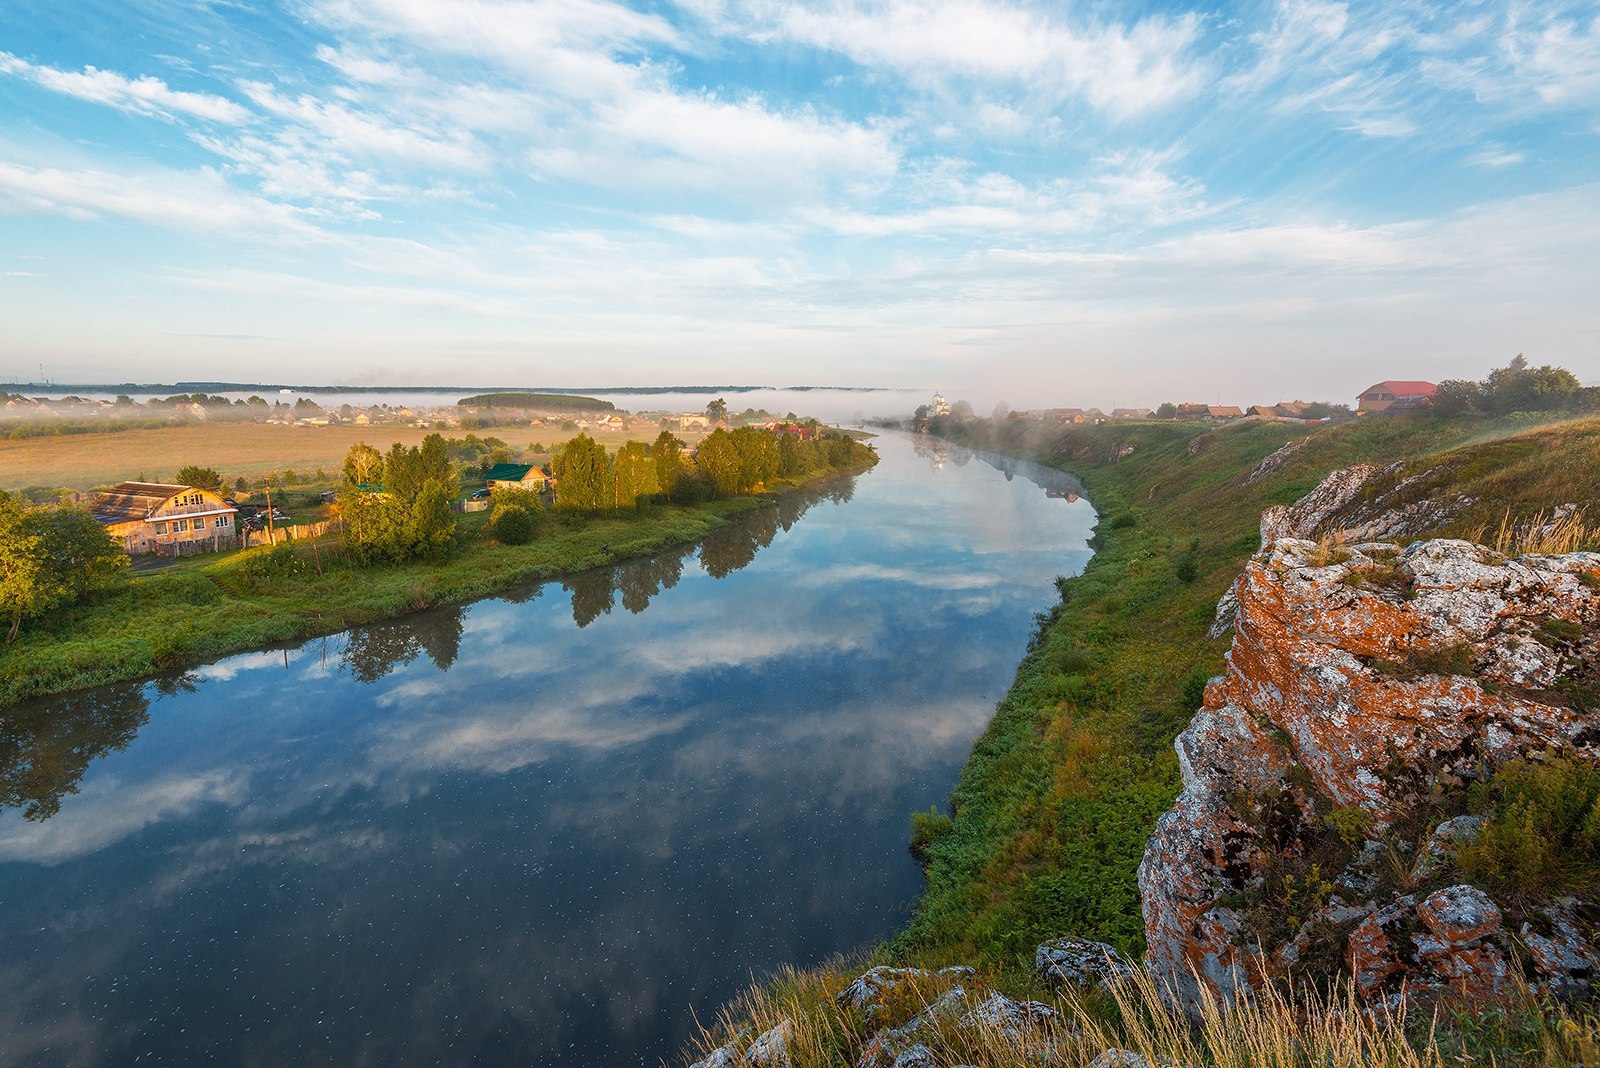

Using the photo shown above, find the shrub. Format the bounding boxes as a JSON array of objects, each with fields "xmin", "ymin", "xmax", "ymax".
[
  {"xmin": 491, "ymin": 505, "xmax": 535, "ymax": 546},
  {"xmin": 1457, "ymin": 758, "xmax": 1600, "ymax": 898},
  {"xmin": 908, "ymin": 807, "xmax": 955, "ymax": 869},
  {"xmin": 1179, "ymin": 666, "xmax": 1210, "ymax": 713},
  {"xmin": 1323, "ymin": 806, "xmax": 1372, "ymax": 846},
  {"xmin": 1174, "ymin": 554, "xmax": 1198, "ymax": 583}
]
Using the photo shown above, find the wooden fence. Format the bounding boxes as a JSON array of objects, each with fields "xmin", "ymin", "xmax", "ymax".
[{"xmin": 243, "ymin": 519, "xmax": 337, "ymax": 548}]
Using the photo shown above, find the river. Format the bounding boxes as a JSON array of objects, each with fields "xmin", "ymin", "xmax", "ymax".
[{"xmin": 0, "ymin": 431, "xmax": 1093, "ymax": 1066}]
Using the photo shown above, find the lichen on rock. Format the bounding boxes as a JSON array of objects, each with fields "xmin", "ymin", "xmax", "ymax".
[{"xmin": 1141, "ymin": 481, "xmax": 1600, "ymax": 1012}]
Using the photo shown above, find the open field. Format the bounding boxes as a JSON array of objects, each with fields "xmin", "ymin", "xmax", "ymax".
[{"xmin": 0, "ymin": 420, "xmax": 713, "ymax": 492}]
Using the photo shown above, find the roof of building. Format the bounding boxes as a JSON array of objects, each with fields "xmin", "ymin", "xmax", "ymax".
[
  {"xmin": 1361, "ymin": 380, "xmax": 1439, "ymax": 398},
  {"xmin": 484, "ymin": 462, "xmax": 544, "ymax": 482},
  {"xmin": 90, "ymin": 481, "xmax": 199, "ymax": 520}
]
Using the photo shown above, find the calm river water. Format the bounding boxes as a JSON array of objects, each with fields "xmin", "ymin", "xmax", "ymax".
[{"xmin": 0, "ymin": 431, "xmax": 1093, "ymax": 1066}]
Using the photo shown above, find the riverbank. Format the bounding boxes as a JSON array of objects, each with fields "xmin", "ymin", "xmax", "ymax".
[
  {"xmin": 0, "ymin": 464, "xmax": 871, "ymax": 709},
  {"xmin": 679, "ymin": 412, "xmax": 1600, "ymax": 1065}
]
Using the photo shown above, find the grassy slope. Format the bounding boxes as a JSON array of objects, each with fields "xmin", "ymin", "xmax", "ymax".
[
  {"xmin": 896, "ymin": 412, "xmax": 1600, "ymax": 974},
  {"xmin": 0, "ymin": 470, "xmax": 857, "ymax": 708}
]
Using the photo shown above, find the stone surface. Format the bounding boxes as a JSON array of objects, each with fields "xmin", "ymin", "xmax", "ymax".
[
  {"xmin": 955, "ymin": 992, "xmax": 1059, "ymax": 1038},
  {"xmin": 889, "ymin": 1046, "xmax": 935, "ymax": 1068},
  {"xmin": 1141, "ymin": 500, "xmax": 1600, "ymax": 1011},
  {"xmin": 837, "ymin": 966, "xmax": 933, "ymax": 1022},
  {"xmin": 690, "ymin": 1047, "xmax": 738, "ymax": 1068},
  {"xmin": 1035, "ymin": 938, "xmax": 1134, "ymax": 990},
  {"xmin": 743, "ymin": 1020, "xmax": 792, "ymax": 1067},
  {"xmin": 1089, "ymin": 1053, "xmax": 1150, "ymax": 1068}
]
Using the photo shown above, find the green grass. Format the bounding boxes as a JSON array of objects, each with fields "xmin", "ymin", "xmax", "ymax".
[{"xmin": 0, "ymin": 467, "xmax": 867, "ymax": 708}]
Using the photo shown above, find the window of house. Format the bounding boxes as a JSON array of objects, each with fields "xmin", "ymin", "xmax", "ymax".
[
  {"xmin": 154, "ymin": 522, "xmax": 167, "ymax": 534},
  {"xmin": 172, "ymin": 519, "xmax": 189, "ymax": 533},
  {"xmin": 215, "ymin": 515, "xmax": 230, "ymax": 528}
]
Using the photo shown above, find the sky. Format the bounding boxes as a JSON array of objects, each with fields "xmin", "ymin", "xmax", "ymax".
[{"xmin": 0, "ymin": 0, "xmax": 1597, "ymax": 408}]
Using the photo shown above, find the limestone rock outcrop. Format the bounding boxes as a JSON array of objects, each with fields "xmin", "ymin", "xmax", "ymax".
[{"xmin": 1142, "ymin": 521, "xmax": 1600, "ymax": 1010}]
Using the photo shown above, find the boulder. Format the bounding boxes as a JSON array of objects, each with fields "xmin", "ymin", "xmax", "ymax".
[
  {"xmin": 1035, "ymin": 938, "xmax": 1134, "ymax": 991},
  {"xmin": 743, "ymin": 1020, "xmax": 792, "ymax": 1067}
]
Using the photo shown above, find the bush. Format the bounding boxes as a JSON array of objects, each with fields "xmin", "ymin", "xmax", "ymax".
[
  {"xmin": 908, "ymin": 807, "xmax": 955, "ymax": 870},
  {"xmin": 1179, "ymin": 666, "xmax": 1211, "ymax": 713},
  {"xmin": 1457, "ymin": 758, "xmax": 1600, "ymax": 898},
  {"xmin": 491, "ymin": 505, "xmax": 535, "ymax": 546}
]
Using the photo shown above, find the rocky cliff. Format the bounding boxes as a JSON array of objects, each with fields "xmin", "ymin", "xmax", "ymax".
[{"xmin": 1142, "ymin": 477, "xmax": 1600, "ymax": 1010}]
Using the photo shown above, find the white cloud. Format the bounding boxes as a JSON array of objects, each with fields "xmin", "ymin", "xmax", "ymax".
[
  {"xmin": 730, "ymin": 0, "xmax": 1206, "ymax": 118},
  {"xmin": 0, "ymin": 51, "xmax": 250, "ymax": 123},
  {"xmin": 0, "ymin": 160, "xmax": 322, "ymax": 239}
]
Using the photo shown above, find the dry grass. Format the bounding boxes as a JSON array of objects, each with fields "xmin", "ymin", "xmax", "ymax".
[
  {"xmin": 0, "ymin": 421, "xmax": 709, "ymax": 491},
  {"xmin": 682, "ymin": 959, "xmax": 1600, "ymax": 1068},
  {"xmin": 1469, "ymin": 508, "xmax": 1597, "ymax": 557}
]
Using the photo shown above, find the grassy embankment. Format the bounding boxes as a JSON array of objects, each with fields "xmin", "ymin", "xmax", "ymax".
[
  {"xmin": 0, "ymin": 466, "xmax": 865, "ymax": 709},
  {"xmin": 682, "ymin": 412, "xmax": 1600, "ymax": 1066}
]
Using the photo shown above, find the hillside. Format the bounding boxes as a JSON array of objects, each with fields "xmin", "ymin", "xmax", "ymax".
[{"xmin": 680, "ymin": 412, "xmax": 1600, "ymax": 1066}]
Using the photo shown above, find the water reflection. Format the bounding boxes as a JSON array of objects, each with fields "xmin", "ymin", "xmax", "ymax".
[
  {"xmin": 0, "ymin": 683, "xmax": 150, "ymax": 822},
  {"xmin": 0, "ymin": 435, "xmax": 1092, "ymax": 1067}
]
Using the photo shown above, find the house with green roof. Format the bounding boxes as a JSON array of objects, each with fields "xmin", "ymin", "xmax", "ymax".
[{"xmin": 483, "ymin": 462, "xmax": 549, "ymax": 491}]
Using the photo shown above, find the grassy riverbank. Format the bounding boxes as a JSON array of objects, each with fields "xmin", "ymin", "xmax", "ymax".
[
  {"xmin": 0, "ymin": 468, "xmax": 864, "ymax": 709},
  {"xmin": 901, "ymin": 411, "xmax": 1600, "ymax": 969},
  {"xmin": 679, "ymin": 411, "xmax": 1600, "ymax": 1066}
]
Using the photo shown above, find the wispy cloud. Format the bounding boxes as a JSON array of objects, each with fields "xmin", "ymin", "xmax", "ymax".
[{"xmin": 0, "ymin": 51, "xmax": 249, "ymax": 123}]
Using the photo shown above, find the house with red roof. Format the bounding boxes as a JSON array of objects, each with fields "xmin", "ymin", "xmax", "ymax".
[{"xmin": 1358, "ymin": 380, "xmax": 1438, "ymax": 413}]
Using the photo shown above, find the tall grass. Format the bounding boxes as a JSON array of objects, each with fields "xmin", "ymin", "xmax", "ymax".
[
  {"xmin": 683, "ymin": 958, "xmax": 1600, "ymax": 1067},
  {"xmin": 1468, "ymin": 508, "xmax": 1596, "ymax": 556}
]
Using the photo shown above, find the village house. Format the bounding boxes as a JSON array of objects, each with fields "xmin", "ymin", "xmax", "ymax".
[
  {"xmin": 90, "ymin": 481, "xmax": 237, "ymax": 555},
  {"xmin": 483, "ymin": 463, "xmax": 549, "ymax": 491},
  {"xmin": 678, "ymin": 413, "xmax": 712, "ymax": 429},
  {"xmin": 1111, "ymin": 408, "xmax": 1153, "ymax": 420},
  {"xmin": 1177, "ymin": 403, "xmax": 1245, "ymax": 420},
  {"xmin": 1358, "ymin": 380, "xmax": 1438, "ymax": 412}
]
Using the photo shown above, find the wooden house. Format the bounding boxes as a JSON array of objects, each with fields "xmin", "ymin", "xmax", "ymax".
[
  {"xmin": 1358, "ymin": 380, "xmax": 1437, "ymax": 413},
  {"xmin": 90, "ymin": 481, "xmax": 237, "ymax": 555},
  {"xmin": 484, "ymin": 463, "xmax": 549, "ymax": 491}
]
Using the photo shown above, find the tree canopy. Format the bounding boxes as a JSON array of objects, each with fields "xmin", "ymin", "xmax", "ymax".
[{"xmin": 0, "ymin": 492, "xmax": 127, "ymax": 642}]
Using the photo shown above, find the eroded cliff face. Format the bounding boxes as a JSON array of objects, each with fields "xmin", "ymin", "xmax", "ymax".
[{"xmin": 1141, "ymin": 496, "xmax": 1600, "ymax": 1010}]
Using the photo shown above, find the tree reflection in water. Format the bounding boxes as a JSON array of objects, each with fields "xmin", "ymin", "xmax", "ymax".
[
  {"xmin": 562, "ymin": 473, "xmax": 856, "ymax": 625},
  {"xmin": 340, "ymin": 604, "xmax": 466, "ymax": 682},
  {"xmin": 0, "ymin": 681, "xmax": 151, "ymax": 822}
]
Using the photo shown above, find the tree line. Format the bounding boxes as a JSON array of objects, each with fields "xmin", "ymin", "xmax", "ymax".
[{"xmin": 1433, "ymin": 355, "xmax": 1598, "ymax": 416}]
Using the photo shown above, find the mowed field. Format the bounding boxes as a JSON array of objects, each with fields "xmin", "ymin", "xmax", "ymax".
[{"xmin": 0, "ymin": 421, "xmax": 710, "ymax": 491}]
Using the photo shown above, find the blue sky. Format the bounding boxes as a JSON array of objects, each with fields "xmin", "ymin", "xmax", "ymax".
[{"xmin": 1, "ymin": 0, "xmax": 1597, "ymax": 407}]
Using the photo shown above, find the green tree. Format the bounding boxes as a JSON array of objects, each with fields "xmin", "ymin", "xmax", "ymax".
[
  {"xmin": 174, "ymin": 465, "xmax": 223, "ymax": 492},
  {"xmin": 696, "ymin": 429, "xmax": 742, "ymax": 497},
  {"xmin": 553, "ymin": 434, "xmax": 613, "ymax": 511},
  {"xmin": 705, "ymin": 396, "xmax": 728, "ymax": 424},
  {"xmin": 1154, "ymin": 402, "xmax": 1177, "ymax": 419},
  {"xmin": 652, "ymin": 430, "xmax": 685, "ymax": 495},
  {"xmin": 613, "ymin": 441, "xmax": 659, "ymax": 509},
  {"xmin": 0, "ymin": 493, "xmax": 127, "ymax": 642},
  {"xmin": 0, "ymin": 492, "xmax": 46, "ymax": 643}
]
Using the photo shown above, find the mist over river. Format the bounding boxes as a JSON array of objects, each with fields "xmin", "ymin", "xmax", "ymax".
[{"xmin": 0, "ymin": 431, "xmax": 1093, "ymax": 1066}]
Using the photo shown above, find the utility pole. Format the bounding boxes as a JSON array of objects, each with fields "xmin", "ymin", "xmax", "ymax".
[{"xmin": 265, "ymin": 484, "xmax": 277, "ymax": 545}]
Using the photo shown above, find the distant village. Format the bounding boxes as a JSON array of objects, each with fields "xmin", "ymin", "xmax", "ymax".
[{"xmin": 920, "ymin": 379, "xmax": 1438, "ymax": 427}]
